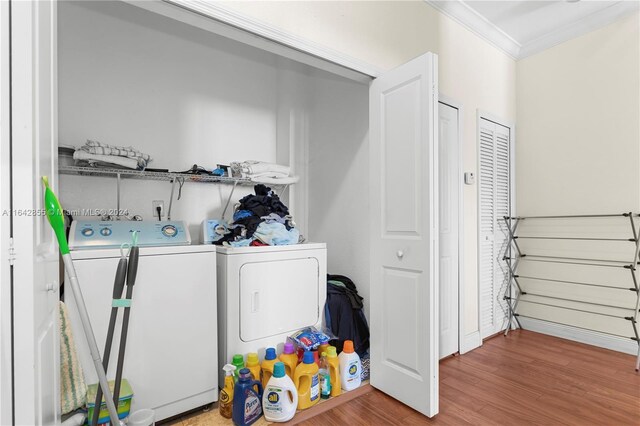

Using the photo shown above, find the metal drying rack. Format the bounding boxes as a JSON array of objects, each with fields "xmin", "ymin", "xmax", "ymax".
[{"xmin": 502, "ymin": 212, "xmax": 640, "ymax": 371}]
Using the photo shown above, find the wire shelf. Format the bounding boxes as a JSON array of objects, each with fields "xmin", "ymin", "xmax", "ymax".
[{"xmin": 59, "ymin": 165, "xmax": 254, "ymax": 185}]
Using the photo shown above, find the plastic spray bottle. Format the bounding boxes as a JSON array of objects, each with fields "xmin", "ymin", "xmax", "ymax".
[{"xmin": 219, "ymin": 364, "xmax": 236, "ymax": 419}]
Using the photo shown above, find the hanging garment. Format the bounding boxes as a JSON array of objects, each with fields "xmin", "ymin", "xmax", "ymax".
[{"xmin": 324, "ymin": 275, "xmax": 370, "ymax": 357}]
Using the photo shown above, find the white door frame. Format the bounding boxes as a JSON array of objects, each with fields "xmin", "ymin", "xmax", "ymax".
[
  {"xmin": 437, "ymin": 95, "xmax": 469, "ymax": 355},
  {"xmin": 476, "ymin": 109, "xmax": 516, "ymax": 341},
  {"xmin": 0, "ymin": 0, "xmax": 13, "ymax": 423}
]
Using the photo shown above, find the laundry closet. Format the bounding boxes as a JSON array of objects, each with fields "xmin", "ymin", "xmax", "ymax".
[{"xmin": 9, "ymin": 0, "xmax": 439, "ymax": 422}]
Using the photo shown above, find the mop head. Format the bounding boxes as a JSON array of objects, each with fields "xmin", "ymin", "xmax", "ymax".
[{"xmin": 59, "ymin": 301, "xmax": 87, "ymax": 414}]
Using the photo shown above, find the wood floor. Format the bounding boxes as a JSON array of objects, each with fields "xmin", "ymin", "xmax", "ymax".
[
  {"xmin": 299, "ymin": 330, "xmax": 640, "ymax": 425},
  {"xmin": 173, "ymin": 330, "xmax": 640, "ymax": 425}
]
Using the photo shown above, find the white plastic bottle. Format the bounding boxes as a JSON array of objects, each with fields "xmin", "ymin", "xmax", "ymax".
[
  {"xmin": 262, "ymin": 362, "xmax": 298, "ymax": 422},
  {"xmin": 338, "ymin": 340, "xmax": 361, "ymax": 391}
]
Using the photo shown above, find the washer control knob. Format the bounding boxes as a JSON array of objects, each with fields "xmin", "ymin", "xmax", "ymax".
[
  {"xmin": 81, "ymin": 228, "xmax": 94, "ymax": 237},
  {"xmin": 162, "ymin": 224, "xmax": 177, "ymax": 237},
  {"xmin": 100, "ymin": 227, "xmax": 112, "ymax": 236}
]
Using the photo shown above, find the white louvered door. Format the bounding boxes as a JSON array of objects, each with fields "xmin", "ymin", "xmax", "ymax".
[{"xmin": 479, "ymin": 117, "xmax": 511, "ymax": 340}]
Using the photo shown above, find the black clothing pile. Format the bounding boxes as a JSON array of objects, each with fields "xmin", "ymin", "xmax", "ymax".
[
  {"xmin": 324, "ymin": 274, "xmax": 370, "ymax": 357},
  {"xmin": 215, "ymin": 184, "xmax": 295, "ymax": 245}
]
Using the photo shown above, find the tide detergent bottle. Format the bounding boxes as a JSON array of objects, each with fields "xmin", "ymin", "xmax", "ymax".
[
  {"xmin": 278, "ymin": 342, "xmax": 298, "ymax": 381},
  {"xmin": 246, "ymin": 353, "xmax": 261, "ymax": 381},
  {"xmin": 261, "ymin": 347, "xmax": 278, "ymax": 389},
  {"xmin": 294, "ymin": 351, "xmax": 320, "ymax": 410},
  {"xmin": 326, "ymin": 346, "xmax": 341, "ymax": 397},
  {"xmin": 338, "ymin": 340, "xmax": 361, "ymax": 391},
  {"xmin": 232, "ymin": 368, "xmax": 263, "ymax": 426},
  {"xmin": 219, "ymin": 364, "xmax": 236, "ymax": 419},
  {"xmin": 263, "ymin": 362, "xmax": 298, "ymax": 422}
]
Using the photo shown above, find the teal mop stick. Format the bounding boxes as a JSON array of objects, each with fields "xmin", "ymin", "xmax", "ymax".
[{"xmin": 42, "ymin": 177, "xmax": 122, "ymax": 425}]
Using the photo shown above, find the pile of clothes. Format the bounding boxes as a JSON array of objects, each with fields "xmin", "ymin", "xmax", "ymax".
[
  {"xmin": 230, "ymin": 160, "xmax": 299, "ymax": 185},
  {"xmin": 73, "ymin": 140, "xmax": 152, "ymax": 170},
  {"xmin": 216, "ymin": 184, "xmax": 302, "ymax": 247}
]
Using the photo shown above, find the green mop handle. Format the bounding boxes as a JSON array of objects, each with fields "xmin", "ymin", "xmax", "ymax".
[{"xmin": 42, "ymin": 177, "xmax": 122, "ymax": 425}]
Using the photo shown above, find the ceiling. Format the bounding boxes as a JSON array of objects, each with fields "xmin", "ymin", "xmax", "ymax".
[{"xmin": 426, "ymin": 1, "xmax": 639, "ymax": 59}]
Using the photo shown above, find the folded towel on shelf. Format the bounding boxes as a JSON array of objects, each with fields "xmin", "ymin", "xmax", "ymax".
[
  {"xmin": 230, "ymin": 160, "xmax": 291, "ymax": 178},
  {"xmin": 230, "ymin": 160, "xmax": 299, "ymax": 184},
  {"xmin": 73, "ymin": 150, "xmax": 141, "ymax": 170},
  {"xmin": 79, "ymin": 140, "xmax": 152, "ymax": 169},
  {"xmin": 250, "ymin": 175, "xmax": 299, "ymax": 185}
]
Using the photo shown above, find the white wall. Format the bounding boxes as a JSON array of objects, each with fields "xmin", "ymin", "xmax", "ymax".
[
  {"xmin": 306, "ymin": 71, "xmax": 370, "ymax": 315},
  {"xmin": 516, "ymin": 13, "xmax": 639, "ymax": 347},
  {"xmin": 217, "ymin": 0, "xmax": 518, "ymax": 345}
]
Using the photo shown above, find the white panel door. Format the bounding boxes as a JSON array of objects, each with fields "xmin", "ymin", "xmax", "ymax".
[
  {"xmin": 11, "ymin": 1, "xmax": 59, "ymax": 424},
  {"xmin": 369, "ymin": 53, "xmax": 439, "ymax": 417},
  {"xmin": 478, "ymin": 117, "xmax": 511, "ymax": 339},
  {"xmin": 0, "ymin": 1, "xmax": 13, "ymax": 423},
  {"xmin": 438, "ymin": 102, "xmax": 459, "ymax": 358}
]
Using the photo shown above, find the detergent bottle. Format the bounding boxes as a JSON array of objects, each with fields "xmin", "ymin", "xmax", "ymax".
[
  {"xmin": 262, "ymin": 362, "xmax": 298, "ymax": 423},
  {"xmin": 261, "ymin": 348, "xmax": 278, "ymax": 389},
  {"xmin": 246, "ymin": 353, "xmax": 261, "ymax": 381},
  {"xmin": 319, "ymin": 352, "xmax": 331, "ymax": 400},
  {"xmin": 232, "ymin": 368, "xmax": 263, "ymax": 426},
  {"xmin": 279, "ymin": 342, "xmax": 298, "ymax": 381},
  {"xmin": 232, "ymin": 354, "xmax": 245, "ymax": 381},
  {"xmin": 219, "ymin": 364, "xmax": 236, "ymax": 419},
  {"xmin": 338, "ymin": 340, "xmax": 361, "ymax": 391},
  {"xmin": 326, "ymin": 346, "xmax": 341, "ymax": 397},
  {"xmin": 294, "ymin": 351, "xmax": 320, "ymax": 410}
]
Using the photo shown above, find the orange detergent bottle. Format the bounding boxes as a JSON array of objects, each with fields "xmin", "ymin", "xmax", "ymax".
[
  {"xmin": 246, "ymin": 353, "xmax": 261, "ymax": 381},
  {"xmin": 326, "ymin": 346, "xmax": 341, "ymax": 397},
  {"xmin": 294, "ymin": 351, "xmax": 320, "ymax": 410},
  {"xmin": 279, "ymin": 342, "xmax": 298, "ymax": 381},
  {"xmin": 261, "ymin": 348, "xmax": 278, "ymax": 389}
]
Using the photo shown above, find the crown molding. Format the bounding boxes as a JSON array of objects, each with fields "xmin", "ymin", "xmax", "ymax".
[
  {"xmin": 425, "ymin": 0, "xmax": 521, "ymax": 60},
  {"xmin": 425, "ymin": 0, "xmax": 639, "ymax": 61},
  {"xmin": 518, "ymin": 1, "xmax": 640, "ymax": 59}
]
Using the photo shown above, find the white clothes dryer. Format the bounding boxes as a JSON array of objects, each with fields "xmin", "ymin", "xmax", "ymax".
[{"xmin": 216, "ymin": 243, "xmax": 327, "ymax": 384}]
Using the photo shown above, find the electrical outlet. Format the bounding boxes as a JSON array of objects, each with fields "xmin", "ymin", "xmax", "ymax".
[{"xmin": 152, "ymin": 200, "xmax": 164, "ymax": 219}]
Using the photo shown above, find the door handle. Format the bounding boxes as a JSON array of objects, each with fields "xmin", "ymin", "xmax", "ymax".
[
  {"xmin": 396, "ymin": 250, "xmax": 404, "ymax": 259},
  {"xmin": 46, "ymin": 281, "xmax": 57, "ymax": 292}
]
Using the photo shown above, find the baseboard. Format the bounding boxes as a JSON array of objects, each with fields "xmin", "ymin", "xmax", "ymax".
[
  {"xmin": 519, "ymin": 318, "xmax": 638, "ymax": 355},
  {"xmin": 460, "ymin": 331, "xmax": 481, "ymax": 354}
]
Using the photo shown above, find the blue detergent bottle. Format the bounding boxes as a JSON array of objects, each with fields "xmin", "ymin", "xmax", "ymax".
[{"xmin": 233, "ymin": 367, "xmax": 264, "ymax": 426}]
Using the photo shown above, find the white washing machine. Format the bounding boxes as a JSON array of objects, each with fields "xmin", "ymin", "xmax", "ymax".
[
  {"xmin": 65, "ymin": 243, "xmax": 218, "ymax": 421},
  {"xmin": 217, "ymin": 243, "xmax": 327, "ymax": 384}
]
